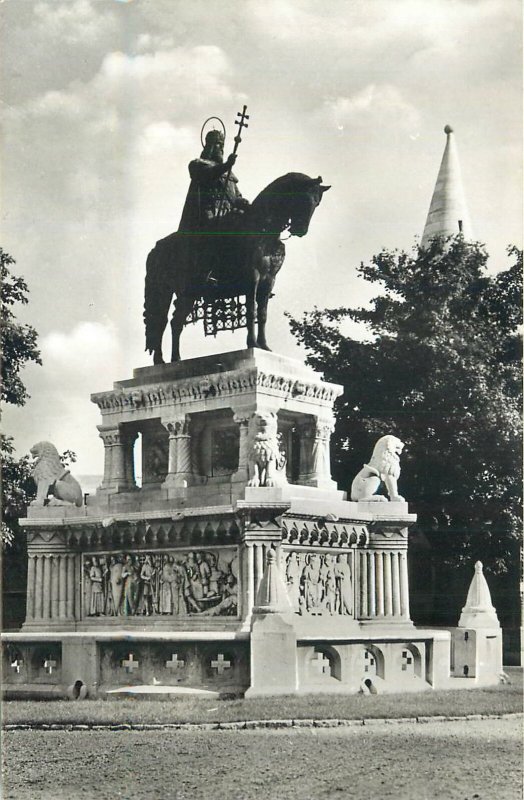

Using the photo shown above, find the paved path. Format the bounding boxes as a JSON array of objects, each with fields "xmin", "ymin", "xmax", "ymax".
[{"xmin": 3, "ymin": 717, "xmax": 522, "ymax": 799}]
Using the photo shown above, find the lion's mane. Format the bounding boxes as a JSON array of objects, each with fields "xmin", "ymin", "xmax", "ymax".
[
  {"xmin": 31, "ymin": 441, "xmax": 66, "ymax": 483},
  {"xmin": 368, "ymin": 435, "xmax": 403, "ymax": 479}
]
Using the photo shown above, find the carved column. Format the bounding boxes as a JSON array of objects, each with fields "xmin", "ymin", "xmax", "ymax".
[
  {"xmin": 51, "ymin": 556, "xmax": 59, "ymax": 619},
  {"xmin": 375, "ymin": 551, "xmax": 384, "ymax": 616},
  {"xmin": 34, "ymin": 555, "xmax": 43, "ymax": 619},
  {"xmin": 383, "ymin": 552, "xmax": 393, "ymax": 616},
  {"xmin": 26, "ymin": 554, "xmax": 36, "ymax": 621},
  {"xmin": 42, "ymin": 555, "xmax": 51, "ymax": 619},
  {"xmin": 241, "ymin": 542, "xmax": 255, "ymax": 620},
  {"xmin": 231, "ymin": 412, "xmax": 251, "ymax": 483},
  {"xmin": 162, "ymin": 416, "xmax": 192, "ymax": 488},
  {"xmin": 391, "ymin": 551, "xmax": 401, "ymax": 617},
  {"xmin": 66, "ymin": 554, "xmax": 75, "ymax": 618},
  {"xmin": 309, "ymin": 416, "xmax": 336, "ymax": 489},
  {"xmin": 59, "ymin": 554, "xmax": 67, "ymax": 618},
  {"xmin": 254, "ymin": 543, "xmax": 265, "ymax": 596},
  {"xmin": 367, "ymin": 551, "xmax": 376, "ymax": 617},
  {"xmin": 98, "ymin": 425, "xmax": 134, "ymax": 492},
  {"xmin": 400, "ymin": 551, "xmax": 410, "ymax": 619},
  {"xmin": 359, "ymin": 551, "xmax": 368, "ymax": 617}
]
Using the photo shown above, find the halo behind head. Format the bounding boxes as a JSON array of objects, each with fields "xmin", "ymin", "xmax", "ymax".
[{"xmin": 200, "ymin": 116, "xmax": 226, "ymax": 148}]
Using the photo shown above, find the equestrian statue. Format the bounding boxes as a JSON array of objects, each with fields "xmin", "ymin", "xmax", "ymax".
[{"xmin": 144, "ymin": 107, "xmax": 330, "ymax": 363}]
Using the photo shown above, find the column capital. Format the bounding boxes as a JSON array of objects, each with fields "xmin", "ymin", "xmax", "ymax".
[{"xmin": 162, "ymin": 415, "xmax": 191, "ymax": 436}]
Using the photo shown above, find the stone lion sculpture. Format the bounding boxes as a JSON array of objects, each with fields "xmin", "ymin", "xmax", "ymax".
[
  {"xmin": 350, "ymin": 435, "xmax": 405, "ymax": 503},
  {"xmin": 246, "ymin": 412, "xmax": 287, "ymax": 488},
  {"xmin": 30, "ymin": 441, "xmax": 83, "ymax": 507}
]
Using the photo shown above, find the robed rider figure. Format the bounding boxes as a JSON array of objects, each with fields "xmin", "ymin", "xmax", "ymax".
[{"xmin": 178, "ymin": 129, "xmax": 250, "ymax": 234}]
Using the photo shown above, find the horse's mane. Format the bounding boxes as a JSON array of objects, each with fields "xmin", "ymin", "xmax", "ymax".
[{"xmin": 251, "ymin": 172, "xmax": 315, "ymax": 210}]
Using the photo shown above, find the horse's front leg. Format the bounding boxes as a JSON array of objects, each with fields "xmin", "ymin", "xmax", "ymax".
[
  {"xmin": 170, "ymin": 295, "xmax": 195, "ymax": 362},
  {"xmin": 246, "ymin": 271, "xmax": 259, "ymax": 349}
]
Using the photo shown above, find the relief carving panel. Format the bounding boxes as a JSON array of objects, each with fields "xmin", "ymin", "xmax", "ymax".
[
  {"xmin": 284, "ymin": 550, "xmax": 354, "ymax": 617},
  {"xmin": 82, "ymin": 547, "xmax": 239, "ymax": 619}
]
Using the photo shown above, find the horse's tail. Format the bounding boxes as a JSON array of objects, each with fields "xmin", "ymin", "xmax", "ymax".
[{"xmin": 143, "ymin": 241, "xmax": 175, "ymax": 355}]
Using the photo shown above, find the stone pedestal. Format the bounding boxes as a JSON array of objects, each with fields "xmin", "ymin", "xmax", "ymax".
[
  {"xmin": 90, "ymin": 349, "xmax": 343, "ymax": 511},
  {"xmin": 4, "ymin": 350, "xmax": 505, "ymax": 699}
]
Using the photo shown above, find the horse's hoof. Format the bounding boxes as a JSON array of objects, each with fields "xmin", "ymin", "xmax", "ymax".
[
  {"xmin": 257, "ymin": 343, "xmax": 272, "ymax": 352},
  {"xmin": 153, "ymin": 355, "xmax": 165, "ymax": 365}
]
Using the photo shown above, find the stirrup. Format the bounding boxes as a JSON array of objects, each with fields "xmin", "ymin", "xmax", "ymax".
[{"xmin": 205, "ymin": 271, "xmax": 218, "ymax": 285}]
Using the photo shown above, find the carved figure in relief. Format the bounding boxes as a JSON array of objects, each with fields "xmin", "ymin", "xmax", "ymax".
[
  {"xmin": 172, "ymin": 560, "xmax": 187, "ymax": 615},
  {"xmin": 30, "ymin": 441, "xmax": 83, "ymax": 507},
  {"xmin": 303, "ymin": 553, "xmax": 323, "ymax": 614},
  {"xmin": 285, "ymin": 552, "xmax": 302, "ymax": 613},
  {"xmin": 159, "ymin": 556, "xmax": 176, "ymax": 614},
  {"xmin": 139, "ymin": 556, "xmax": 156, "ymax": 615},
  {"xmin": 184, "ymin": 552, "xmax": 209, "ymax": 612},
  {"xmin": 196, "ymin": 551, "xmax": 211, "ymax": 597},
  {"xmin": 83, "ymin": 558, "xmax": 92, "ymax": 616},
  {"xmin": 109, "ymin": 556, "xmax": 123, "ymax": 615},
  {"xmin": 334, "ymin": 555, "xmax": 353, "ymax": 615},
  {"xmin": 228, "ymin": 552, "xmax": 239, "ymax": 582},
  {"xmin": 88, "ymin": 557, "xmax": 104, "ymax": 616},
  {"xmin": 320, "ymin": 555, "xmax": 337, "ymax": 615},
  {"xmin": 81, "ymin": 549, "xmax": 238, "ymax": 618},
  {"xmin": 350, "ymin": 435, "xmax": 405, "ymax": 503},
  {"xmin": 121, "ymin": 555, "xmax": 140, "ymax": 615},
  {"xmin": 206, "ymin": 553, "xmax": 223, "ymax": 597},
  {"xmin": 199, "ymin": 573, "xmax": 238, "ymax": 616},
  {"xmin": 247, "ymin": 412, "xmax": 287, "ymax": 488}
]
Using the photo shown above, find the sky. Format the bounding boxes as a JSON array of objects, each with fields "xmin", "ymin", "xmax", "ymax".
[{"xmin": 1, "ymin": 0, "xmax": 522, "ymax": 476}]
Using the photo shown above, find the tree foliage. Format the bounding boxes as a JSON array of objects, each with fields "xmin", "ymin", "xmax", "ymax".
[
  {"xmin": 288, "ymin": 237, "xmax": 522, "ymax": 578},
  {"xmin": 1, "ymin": 248, "xmax": 42, "ymax": 406},
  {"xmin": 1, "ymin": 248, "xmax": 42, "ymax": 549}
]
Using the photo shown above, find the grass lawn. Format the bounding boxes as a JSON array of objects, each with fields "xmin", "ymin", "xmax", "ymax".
[{"xmin": 3, "ymin": 668, "xmax": 522, "ymax": 726}]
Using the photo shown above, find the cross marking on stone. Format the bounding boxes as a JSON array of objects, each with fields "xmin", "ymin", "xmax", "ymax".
[
  {"xmin": 165, "ymin": 653, "xmax": 185, "ymax": 670},
  {"xmin": 44, "ymin": 658, "xmax": 57, "ymax": 674},
  {"xmin": 364, "ymin": 650, "xmax": 375, "ymax": 672},
  {"xmin": 122, "ymin": 653, "xmax": 139, "ymax": 673},
  {"xmin": 311, "ymin": 651, "xmax": 331, "ymax": 675},
  {"xmin": 11, "ymin": 658, "xmax": 23, "ymax": 674},
  {"xmin": 211, "ymin": 654, "xmax": 231, "ymax": 674},
  {"xmin": 401, "ymin": 650, "xmax": 413, "ymax": 672}
]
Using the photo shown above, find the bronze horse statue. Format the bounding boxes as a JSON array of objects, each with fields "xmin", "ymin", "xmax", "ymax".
[{"xmin": 144, "ymin": 173, "xmax": 330, "ymax": 363}]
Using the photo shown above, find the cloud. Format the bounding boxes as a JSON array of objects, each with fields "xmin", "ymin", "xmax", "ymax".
[
  {"xmin": 42, "ymin": 321, "xmax": 122, "ymax": 378},
  {"xmin": 33, "ymin": 0, "xmax": 115, "ymax": 45},
  {"xmin": 320, "ymin": 85, "xmax": 421, "ymax": 133},
  {"xmin": 2, "ymin": 0, "xmax": 121, "ymax": 106},
  {"xmin": 2, "ymin": 321, "xmax": 125, "ymax": 474}
]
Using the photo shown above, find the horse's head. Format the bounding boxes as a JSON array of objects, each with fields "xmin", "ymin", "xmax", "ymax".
[
  {"xmin": 288, "ymin": 176, "xmax": 331, "ymax": 237},
  {"xmin": 251, "ymin": 173, "xmax": 330, "ymax": 237}
]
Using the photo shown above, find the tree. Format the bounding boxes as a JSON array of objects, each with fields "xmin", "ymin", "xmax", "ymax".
[
  {"xmin": 1, "ymin": 248, "xmax": 42, "ymax": 547},
  {"xmin": 1, "ymin": 248, "xmax": 42, "ymax": 407},
  {"xmin": 1, "ymin": 248, "xmax": 43, "ymax": 627},
  {"xmin": 288, "ymin": 237, "xmax": 522, "ymax": 630}
]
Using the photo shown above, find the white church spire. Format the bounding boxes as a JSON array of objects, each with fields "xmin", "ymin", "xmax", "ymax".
[{"xmin": 421, "ymin": 125, "xmax": 473, "ymax": 248}]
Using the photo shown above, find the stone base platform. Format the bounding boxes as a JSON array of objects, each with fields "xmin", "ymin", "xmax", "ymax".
[{"xmin": 6, "ymin": 350, "xmax": 504, "ymax": 699}]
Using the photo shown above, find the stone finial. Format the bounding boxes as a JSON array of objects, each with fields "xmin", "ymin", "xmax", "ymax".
[
  {"xmin": 421, "ymin": 125, "xmax": 473, "ymax": 248},
  {"xmin": 253, "ymin": 549, "xmax": 293, "ymax": 614},
  {"xmin": 458, "ymin": 561, "xmax": 500, "ymax": 629},
  {"xmin": 30, "ymin": 441, "xmax": 83, "ymax": 507}
]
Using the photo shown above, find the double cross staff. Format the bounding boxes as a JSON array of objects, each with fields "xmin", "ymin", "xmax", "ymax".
[{"xmin": 217, "ymin": 105, "xmax": 249, "ymax": 218}]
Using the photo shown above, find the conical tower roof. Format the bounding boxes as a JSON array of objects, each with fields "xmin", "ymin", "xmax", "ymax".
[{"xmin": 421, "ymin": 125, "xmax": 473, "ymax": 248}]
